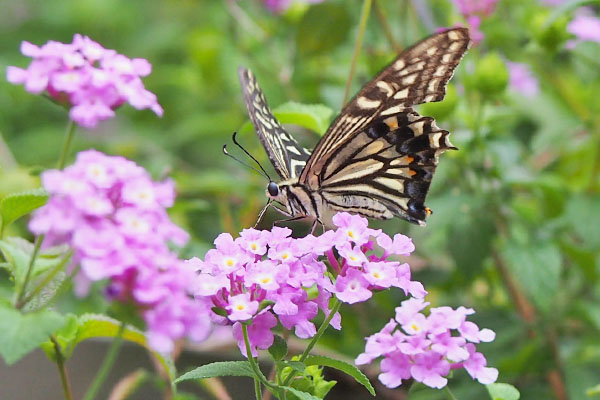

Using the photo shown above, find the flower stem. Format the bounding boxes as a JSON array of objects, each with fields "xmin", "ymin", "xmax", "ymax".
[
  {"xmin": 242, "ymin": 324, "xmax": 267, "ymax": 400},
  {"xmin": 51, "ymin": 335, "xmax": 74, "ymax": 400},
  {"xmin": 282, "ymin": 299, "xmax": 342, "ymax": 387},
  {"xmin": 444, "ymin": 386, "xmax": 458, "ymax": 400},
  {"xmin": 342, "ymin": 0, "xmax": 372, "ymax": 105},
  {"xmin": 373, "ymin": 0, "xmax": 400, "ymax": 52},
  {"xmin": 14, "ymin": 235, "xmax": 43, "ymax": 309},
  {"xmin": 56, "ymin": 120, "xmax": 76, "ymax": 170},
  {"xmin": 83, "ymin": 322, "xmax": 126, "ymax": 400}
]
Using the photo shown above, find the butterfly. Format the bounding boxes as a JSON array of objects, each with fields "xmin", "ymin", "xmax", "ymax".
[{"xmin": 237, "ymin": 28, "xmax": 470, "ymax": 229}]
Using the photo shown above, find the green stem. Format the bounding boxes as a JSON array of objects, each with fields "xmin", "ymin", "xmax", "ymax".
[
  {"xmin": 282, "ymin": 299, "xmax": 342, "ymax": 387},
  {"xmin": 83, "ymin": 322, "xmax": 126, "ymax": 400},
  {"xmin": 242, "ymin": 324, "xmax": 265, "ymax": 400},
  {"xmin": 342, "ymin": 0, "xmax": 372, "ymax": 105},
  {"xmin": 373, "ymin": 0, "xmax": 400, "ymax": 52},
  {"xmin": 14, "ymin": 235, "xmax": 43, "ymax": 309},
  {"xmin": 444, "ymin": 386, "xmax": 458, "ymax": 400},
  {"xmin": 51, "ymin": 335, "xmax": 74, "ymax": 400},
  {"xmin": 56, "ymin": 120, "xmax": 76, "ymax": 170}
]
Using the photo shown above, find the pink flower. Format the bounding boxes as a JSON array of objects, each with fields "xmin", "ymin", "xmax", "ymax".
[
  {"xmin": 227, "ymin": 293, "xmax": 259, "ymax": 321},
  {"xmin": 6, "ymin": 34, "xmax": 162, "ymax": 128},
  {"xmin": 334, "ymin": 268, "xmax": 372, "ymax": 304},
  {"xmin": 233, "ymin": 312, "xmax": 278, "ymax": 357},
  {"xmin": 568, "ymin": 10, "xmax": 600, "ymax": 44},
  {"xmin": 30, "ymin": 150, "xmax": 201, "ymax": 353},
  {"xmin": 358, "ymin": 299, "xmax": 498, "ymax": 389},
  {"xmin": 507, "ymin": 62, "xmax": 539, "ymax": 97},
  {"xmin": 453, "ymin": 0, "xmax": 498, "ymax": 17},
  {"xmin": 263, "ymin": 0, "xmax": 324, "ymax": 13}
]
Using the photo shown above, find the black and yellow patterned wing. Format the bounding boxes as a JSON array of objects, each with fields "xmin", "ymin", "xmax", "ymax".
[
  {"xmin": 316, "ymin": 111, "xmax": 457, "ymax": 225},
  {"xmin": 301, "ymin": 28, "xmax": 470, "ymax": 225},
  {"xmin": 238, "ymin": 67, "xmax": 311, "ymax": 179},
  {"xmin": 300, "ymin": 28, "xmax": 470, "ymax": 184}
]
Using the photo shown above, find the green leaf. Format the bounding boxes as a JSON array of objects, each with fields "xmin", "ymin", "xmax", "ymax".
[
  {"xmin": 47, "ymin": 314, "xmax": 176, "ymax": 382},
  {"xmin": 175, "ymin": 361, "xmax": 254, "ymax": 383},
  {"xmin": 304, "ymin": 355, "xmax": 375, "ymax": 396},
  {"xmin": 0, "ymin": 303, "xmax": 66, "ymax": 364},
  {"xmin": 296, "ymin": 3, "xmax": 352, "ymax": 56},
  {"xmin": 0, "ymin": 237, "xmax": 69, "ymax": 295},
  {"xmin": 268, "ymin": 334, "xmax": 288, "ymax": 361},
  {"xmin": 587, "ymin": 383, "xmax": 600, "ymax": 396},
  {"xmin": 273, "ymin": 102, "xmax": 334, "ymax": 136},
  {"xmin": 502, "ymin": 240, "xmax": 561, "ymax": 313},
  {"xmin": 0, "ymin": 188, "xmax": 48, "ymax": 234},
  {"xmin": 486, "ymin": 383, "xmax": 521, "ymax": 400},
  {"xmin": 282, "ymin": 386, "xmax": 321, "ymax": 400}
]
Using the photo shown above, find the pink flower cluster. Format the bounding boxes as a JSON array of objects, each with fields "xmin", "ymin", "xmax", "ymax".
[
  {"xmin": 189, "ymin": 212, "xmax": 426, "ymax": 357},
  {"xmin": 356, "ymin": 298, "xmax": 498, "ymax": 389},
  {"xmin": 507, "ymin": 61, "xmax": 539, "ymax": 97},
  {"xmin": 30, "ymin": 150, "xmax": 208, "ymax": 353},
  {"xmin": 6, "ymin": 34, "xmax": 163, "ymax": 128},
  {"xmin": 451, "ymin": 0, "xmax": 498, "ymax": 44}
]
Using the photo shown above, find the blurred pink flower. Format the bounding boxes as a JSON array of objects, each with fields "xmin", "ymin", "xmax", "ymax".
[
  {"xmin": 30, "ymin": 150, "xmax": 203, "ymax": 353},
  {"xmin": 568, "ymin": 10, "xmax": 600, "ymax": 44},
  {"xmin": 263, "ymin": 0, "xmax": 324, "ymax": 13},
  {"xmin": 507, "ymin": 61, "xmax": 539, "ymax": 97},
  {"xmin": 6, "ymin": 34, "xmax": 162, "ymax": 128},
  {"xmin": 446, "ymin": 0, "xmax": 498, "ymax": 44}
]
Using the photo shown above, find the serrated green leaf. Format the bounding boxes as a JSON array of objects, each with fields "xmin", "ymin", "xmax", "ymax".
[
  {"xmin": 175, "ymin": 361, "xmax": 255, "ymax": 383},
  {"xmin": 486, "ymin": 383, "xmax": 521, "ymax": 400},
  {"xmin": 304, "ymin": 355, "xmax": 375, "ymax": 396},
  {"xmin": 273, "ymin": 102, "xmax": 334, "ymax": 136},
  {"xmin": 0, "ymin": 188, "xmax": 48, "ymax": 234},
  {"xmin": 0, "ymin": 238, "xmax": 68, "ymax": 295},
  {"xmin": 47, "ymin": 314, "xmax": 176, "ymax": 382},
  {"xmin": 0, "ymin": 303, "xmax": 66, "ymax": 364},
  {"xmin": 268, "ymin": 334, "xmax": 288, "ymax": 361},
  {"xmin": 281, "ymin": 386, "xmax": 321, "ymax": 400}
]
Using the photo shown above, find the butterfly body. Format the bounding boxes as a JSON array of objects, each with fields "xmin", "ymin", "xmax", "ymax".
[{"xmin": 240, "ymin": 28, "xmax": 471, "ymax": 227}]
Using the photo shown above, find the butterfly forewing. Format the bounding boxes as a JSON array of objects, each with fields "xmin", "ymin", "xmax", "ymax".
[
  {"xmin": 301, "ymin": 28, "xmax": 470, "ymax": 184},
  {"xmin": 238, "ymin": 67, "xmax": 311, "ymax": 179}
]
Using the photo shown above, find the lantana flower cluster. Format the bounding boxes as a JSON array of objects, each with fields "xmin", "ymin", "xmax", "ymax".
[
  {"xmin": 30, "ymin": 150, "xmax": 209, "ymax": 352},
  {"xmin": 189, "ymin": 212, "xmax": 426, "ymax": 356},
  {"xmin": 507, "ymin": 61, "xmax": 539, "ymax": 97},
  {"xmin": 356, "ymin": 298, "xmax": 498, "ymax": 389},
  {"xmin": 6, "ymin": 34, "xmax": 163, "ymax": 128}
]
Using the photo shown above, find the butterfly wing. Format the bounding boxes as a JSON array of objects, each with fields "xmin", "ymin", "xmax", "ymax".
[
  {"xmin": 300, "ymin": 28, "xmax": 470, "ymax": 184},
  {"xmin": 238, "ymin": 67, "xmax": 312, "ymax": 179},
  {"xmin": 316, "ymin": 111, "xmax": 457, "ymax": 225},
  {"xmin": 299, "ymin": 28, "xmax": 470, "ymax": 225}
]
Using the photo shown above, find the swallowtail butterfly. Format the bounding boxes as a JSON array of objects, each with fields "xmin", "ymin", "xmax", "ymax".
[{"xmin": 238, "ymin": 28, "xmax": 470, "ymax": 227}]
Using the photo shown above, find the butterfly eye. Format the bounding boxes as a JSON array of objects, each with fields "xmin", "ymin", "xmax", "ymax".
[{"xmin": 267, "ymin": 182, "xmax": 279, "ymax": 197}]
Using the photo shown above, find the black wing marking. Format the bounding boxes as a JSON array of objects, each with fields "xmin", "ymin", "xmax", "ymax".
[{"xmin": 238, "ymin": 67, "xmax": 312, "ymax": 179}]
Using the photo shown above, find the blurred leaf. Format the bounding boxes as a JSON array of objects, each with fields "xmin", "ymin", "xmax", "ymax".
[
  {"xmin": 175, "ymin": 361, "xmax": 254, "ymax": 383},
  {"xmin": 465, "ymin": 52, "xmax": 508, "ymax": 98},
  {"xmin": 564, "ymin": 194, "xmax": 600, "ymax": 250},
  {"xmin": 0, "ymin": 188, "xmax": 48, "ymax": 234},
  {"xmin": 0, "ymin": 303, "xmax": 65, "ymax": 364},
  {"xmin": 502, "ymin": 240, "xmax": 561, "ymax": 313},
  {"xmin": 296, "ymin": 3, "xmax": 352, "ymax": 56},
  {"xmin": 587, "ymin": 383, "xmax": 600, "ymax": 397},
  {"xmin": 305, "ymin": 355, "xmax": 375, "ymax": 396},
  {"xmin": 486, "ymin": 383, "xmax": 521, "ymax": 400},
  {"xmin": 268, "ymin": 334, "xmax": 288, "ymax": 361},
  {"xmin": 274, "ymin": 102, "xmax": 334, "ymax": 136},
  {"xmin": 0, "ymin": 237, "xmax": 68, "ymax": 295},
  {"xmin": 44, "ymin": 314, "xmax": 176, "ymax": 382}
]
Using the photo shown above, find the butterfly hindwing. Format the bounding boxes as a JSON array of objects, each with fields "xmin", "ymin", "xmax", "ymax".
[
  {"xmin": 238, "ymin": 67, "xmax": 311, "ymax": 179},
  {"xmin": 317, "ymin": 111, "xmax": 456, "ymax": 224},
  {"xmin": 301, "ymin": 28, "xmax": 470, "ymax": 185}
]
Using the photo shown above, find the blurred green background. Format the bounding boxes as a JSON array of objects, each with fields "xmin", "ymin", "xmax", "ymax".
[{"xmin": 1, "ymin": 0, "xmax": 600, "ymax": 399}]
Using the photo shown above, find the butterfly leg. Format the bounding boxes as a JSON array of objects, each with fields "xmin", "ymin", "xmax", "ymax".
[{"xmin": 310, "ymin": 218, "xmax": 325, "ymax": 235}]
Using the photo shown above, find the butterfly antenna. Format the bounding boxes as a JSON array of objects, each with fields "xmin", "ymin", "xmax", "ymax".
[
  {"xmin": 223, "ymin": 144, "xmax": 270, "ymax": 180},
  {"xmin": 231, "ymin": 131, "xmax": 272, "ymax": 181}
]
